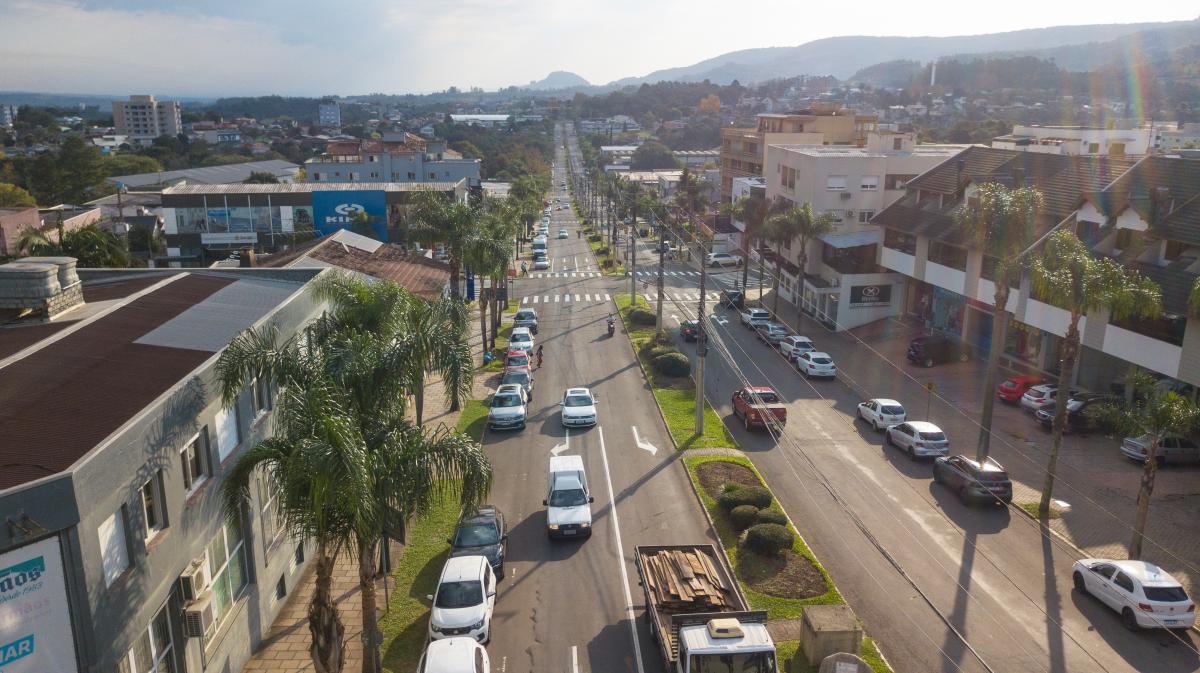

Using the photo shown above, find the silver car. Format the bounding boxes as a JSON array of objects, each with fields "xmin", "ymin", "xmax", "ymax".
[{"xmin": 886, "ymin": 421, "xmax": 950, "ymax": 459}]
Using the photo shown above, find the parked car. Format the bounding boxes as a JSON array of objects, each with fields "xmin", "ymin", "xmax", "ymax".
[
  {"xmin": 504, "ymin": 350, "xmax": 531, "ymax": 374},
  {"xmin": 416, "ymin": 637, "xmax": 490, "ymax": 673},
  {"xmin": 533, "ymin": 256, "xmax": 550, "ymax": 270},
  {"xmin": 500, "ymin": 370, "xmax": 533, "ymax": 401},
  {"xmin": 706, "ymin": 252, "xmax": 743, "ymax": 268},
  {"xmin": 933, "ymin": 455, "xmax": 1013, "ymax": 505},
  {"xmin": 487, "ymin": 384, "xmax": 527, "ymax": 431},
  {"xmin": 1072, "ymin": 559, "xmax": 1196, "ymax": 630},
  {"xmin": 796, "ymin": 351, "xmax": 837, "ymax": 379},
  {"xmin": 508, "ymin": 327, "xmax": 534, "ymax": 356},
  {"xmin": 1034, "ymin": 393, "xmax": 1114, "ymax": 433},
  {"xmin": 449, "ymin": 506, "xmax": 507, "ymax": 576},
  {"xmin": 755, "ymin": 322, "xmax": 790, "ymax": 346},
  {"xmin": 1020, "ymin": 384, "xmax": 1065, "ymax": 414},
  {"xmin": 906, "ymin": 334, "xmax": 969, "ymax": 367},
  {"xmin": 560, "ymin": 387, "xmax": 598, "ymax": 427},
  {"xmin": 856, "ymin": 398, "xmax": 906, "ymax": 431},
  {"xmin": 779, "ymin": 335, "xmax": 816, "ymax": 361},
  {"xmin": 731, "ymin": 386, "xmax": 787, "ymax": 430},
  {"xmin": 514, "ymin": 308, "xmax": 539, "ymax": 334},
  {"xmin": 719, "ymin": 289, "xmax": 744, "ymax": 309},
  {"xmin": 558, "ymin": 228, "xmax": 568, "ymax": 239},
  {"xmin": 886, "ymin": 421, "xmax": 950, "ymax": 459},
  {"xmin": 740, "ymin": 307, "xmax": 771, "ymax": 329},
  {"xmin": 428, "ymin": 555, "xmax": 496, "ymax": 643},
  {"xmin": 680, "ymin": 319, "xmax": 699, "ymax": 342},
  {"xmin": 1120, "ymin": 434, "xmax": 1200, "ymax": 465},
  {"xmin": 996, "ymin": 374, "xmax": 1043, "ymax": 404}
]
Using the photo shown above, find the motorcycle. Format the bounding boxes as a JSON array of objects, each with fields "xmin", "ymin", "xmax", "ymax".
[{"xmin": 607, "ymin": 317, "xmax": 616, "ymax": 337}]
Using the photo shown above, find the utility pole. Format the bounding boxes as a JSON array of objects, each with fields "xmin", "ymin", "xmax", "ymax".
[
  {"xmin": 695, "ymin": 237, "xmax": 708, "ymax": 435},
  {"xmin": 629, "ymin": 219, "xmax": 637, "ymax": 304},
  {"xmin": 655, "ymin": 212, "xmax": 665, "ymax": 336}
]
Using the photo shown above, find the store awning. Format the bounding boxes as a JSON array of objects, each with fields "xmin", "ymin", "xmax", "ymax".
[{"xmin": 819, "ymin": 230, "xmax": 881, "ymax": 249}]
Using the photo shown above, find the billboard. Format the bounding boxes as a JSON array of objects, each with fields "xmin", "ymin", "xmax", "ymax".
[
  {"xmin": 312, "ymin": 190, "xmax": 388, "ymax": 241},
  {"xmin": 0, "ymin": 537, "xmax": 78, "ymax": 673},
  {"xmin": 849, "ymin": 284, "xmax": 892, "ymax": 308}
]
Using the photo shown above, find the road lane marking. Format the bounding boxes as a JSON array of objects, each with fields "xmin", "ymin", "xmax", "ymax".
[
  {"xmin": 551, "ymin": 427, "xmax": 570, "ymax": 456},
  {"xmin": 644, "ymin": 293, "xmax": 653, "ymax": 302},
  {"xmin": 555, "ymin": 295, "xmax": 560, "ymax": 302},
  {"xmin": 604, "ymin": 293, "xmax": 611, "ymax": 301},
  {"xmin": 631, "ymin": 426, "xmax": 658, "ymax": 455},
  {"xmin": 571, "ymin": 645, "xmax": 579, "ymax": 673},
  {"xmin": 528, "ymin": 296, "xmax": 536, "ymax": 304},
  {"xmin": 674, "ymin": 293, "xmax": 683, "ymax": 300},
  {"xmin": 574, "ymin": 294, "xmax": 581, "ymax": 302},
  {"xmin": 597, "ymin": 426, "xmax": 645, "ymax": 673},
  {"xmin": 585, "ymin": 293, "xmax": 592, "ymax": 301},
  {"xmin": 543, "ymin": 295, "xmax": 549, "ymax": 303}
]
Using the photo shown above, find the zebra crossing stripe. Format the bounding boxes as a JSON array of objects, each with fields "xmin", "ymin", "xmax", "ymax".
[
  {"xmin": 572, "ymin": 273, "xmax": 578, "ymax": 278},
  {"xmin": 687, "ymin": 293, "xmax": 698, "ymax": 300},
  {"xmin": 674, "ymin": 293, "xmax": 683, "ymax": 300},
  {"xmin": 564, "ymin": 294, "xmax": 571, "ymax": 302},
  {"xmin": 585, "ymin": 294, "xmax": 592, "ymax": 301},
  {"xmin": 526, "ymin": 296, "xmax": 534, "ymax": 304},
  {"xmin": 574, "ymin": 294, "xmax": 581, "ymax": 302},
  {"xmin": 604, "ymin": 293, "xmax": 611, "ymax": 301},
  {"xmin": 555, "ymin": 295, "xmax": 560, "ymax": 302},
  {"xmin": 543, "ymin": 295, "xmax": 549, "ymax": 303}
]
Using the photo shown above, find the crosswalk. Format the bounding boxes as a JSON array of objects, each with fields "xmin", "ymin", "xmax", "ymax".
[
  {"xmin": 642, "ymin": 292, "xmax": 721, "ymax": 303},
  {"xmin": 632, "ymin": 270, "xmax": 703, "ymax": 277},
  {"xmin": 533, "ymin": 272, "xmax": 602, "ymax": 278},
  {"xmin": 520, "ymin": 293, "xmax": 612, "ymax": 305}
]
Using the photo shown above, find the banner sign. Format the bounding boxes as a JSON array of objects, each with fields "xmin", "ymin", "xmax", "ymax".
[
  {"xmin": 849, "ymin": 284, "xmax": 892, "ymax": 308},
  {"xmin": 0, "ymin": 537, "xmax": 78, "ymax": 673},
  {"xmin": 201, "ymin": 232, "xmax": 258, "ymax": 245},
  {"xmin": 312, "ymin": 190, "xmax": 388, "ymax": 241}
]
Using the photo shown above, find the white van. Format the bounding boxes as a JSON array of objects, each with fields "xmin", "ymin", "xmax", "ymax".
[{"xmin": 543, "ymin": 455, "xmax": 593, "ymax": 539}]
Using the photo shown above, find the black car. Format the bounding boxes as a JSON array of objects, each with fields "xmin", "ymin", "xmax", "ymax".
[
  {"xmin": 514, "ymin": 308, "xmax": 539, "ymax": 335},
  {"xmin": 720, "ymin": 289, "xmax": 744, "ymax": 309},
  {"xmin": 680, "ymin": 319, "xmax": 699, "ymax": 342},
  {"xmin": 907, "ymin": 334, "xmax": 969, "ymax": 367},
  {"xmin": 933, "ymin": 455, "xmax": 1013, "ymax": 505},
  {"xmin": 1035, "ymin": 393, "xmax": 1114, "ymax": 434},
  {"xmin": 448, "ymin": 506, "xmax": 508, "ymax": 577}
]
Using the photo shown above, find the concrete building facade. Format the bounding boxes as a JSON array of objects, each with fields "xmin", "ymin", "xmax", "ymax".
[
  {"xmin": 112, "ymin": 96, "xmax": 183, "ymax": 147},
  {"xmin": 991, "ymin": 125, "xmax": 1152, "ymax": 156},
  {"xmin": 317, "ymin": 100, "xmax": 341, "ymax": 128},
  {"xmin": 306, "ymin": 134, "xmax": 481, "ymax": 191},
  {"xmin": 0, "ymin": 206, "xmax": 40, "ymax": 256}
]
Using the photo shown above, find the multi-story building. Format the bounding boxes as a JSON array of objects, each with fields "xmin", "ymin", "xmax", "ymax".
[
  {"xmin": 871, "ymin": 147, "xmax": 1200, "ymax": 392},
  {"xmin": 0, "ymin": 259, "xmax": 325, "ymax": 673},
  {"xmin": 991, "ymin": 124, "xmax": 1152, "ymax": 156},
  {"xmin": 1156, "ymin": 123, "xmax": 1200, "ymax": 151},
  {"xmin": 317, "ymin": 100, "xmax": 341, "ymax": 128},
  {"xmin": 306, "ymin": 133, "xmax": 481, "ymax": 192},
  {"xmin": 673, "ymin": 149, "xmax": 720, "ymax": 168},
  {"xmin": 719, "ymin": 103, "xmax": 877, "ymax": 201},
  {"xmin": 1, "ymin": 104, "xmax": 15, "ymax": 129},
  {"xmin": 762, "ymin": 131, "xmax": 966, "ymax": 329},
  {"xmin": 112, "ymin": 95, "xmax": 183, "ymax": 147},
  {"xmin": 0, "ymin": 206, "xmax": 41, "ymax": 256}
]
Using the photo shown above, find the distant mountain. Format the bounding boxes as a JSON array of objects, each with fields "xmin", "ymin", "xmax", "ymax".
[
  {"xmin": 607, "ymin": 20, "xmax": 1199, "ymax": 86},
  {"xmin": 847, "ymin": 60, "xmax": 925, "ymax": 88},
  {"xmin": 525, "ymin": 71, "xmax": 590, "ymax": 90},
  {"xmin": 0, "ymin": 91, "xmax": 214, "ymax": 107}
]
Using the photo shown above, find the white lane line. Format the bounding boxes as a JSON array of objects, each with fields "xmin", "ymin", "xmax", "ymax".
[
  {"xmin": 673, "ymin": 293, "xmax": 683, "ymax": 300},
  {"xmin": 571, "ymin": 646, "xmax": 579, "ymax": 673},
  {"xmin": 604, "ymin": 293, "xmax": 611, "ymax": 301},
  {"xmin": 686, "ymin": 293, "xmax": 698, "ymax": 301},
  {"xmin": 585, "ymin": 293, "xmax": 592, "ymax": 301},
  {"xmin": 598, "ymin": 426, "xmax": 644, "ymax": 673},
  {"xmin": 555, "ymin": 294, "xmax": 561, "ymax": 303},
  {"xmin": 643, "ymin": 293, "xmax": 652, "ymax": 302},
  {"xmin": 543, "ymin": 295, "xmax": 549, "ymax": 303}
]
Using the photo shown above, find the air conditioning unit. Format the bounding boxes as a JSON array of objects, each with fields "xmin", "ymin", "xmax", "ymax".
[
  {"xmin": 178, "ymin": 558, "xmax": 209, "ymax": 602},
  {"xmin": 845, "ymin": 210, "xmax": 855, "ymax": 219},
  {"xmin": 183, "ymin": 592, "xmax": 216, "ymax": 638},
  {"xmin": 840, "ymin": 192, "xmax": 852, "ymax": 200}
]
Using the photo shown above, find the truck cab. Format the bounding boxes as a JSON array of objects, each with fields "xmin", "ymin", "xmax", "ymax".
[{"xmin": 677, "ymin": 617, "xmax": 777, "ymax": 673}]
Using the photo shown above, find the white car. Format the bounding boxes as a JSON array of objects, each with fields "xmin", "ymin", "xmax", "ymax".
[
  {"xmin": 796, "ymin": 351, "xmax": 837, "ymax": 379},
  {"xmin": 488, "ymin": 384, "xmax": 527, "ymax": 431},
  {"xmin": 740, "ymin": 307, "xmax": 771, "ymax": 328},
  {"xmin": 779, "ymin": 336, "xmax": 816, "ymax": 361},
  {"xmin": 886, "ymin": 421, "xmax": 950, "ymax": 459},
  {"xmin": 1020, "ymin": 384, "xmax": 1061, "ymax": 413},
  {"xmin": 509, "ymin": 327, "xmax": 534, "ymax": 355},
  {"xmin": 857, "ymin": 399, "xmax": 907, "ymax": 431},
  {"xmin": 706, "ymin": 252, "xmax": 743, "ymax": 268},
  {"xmin": 560, "ymin": 387, "xmax": 597, "ymax": 427},
  {"xmin": 558, "ymin": 228, "xmax": 568, "ymax": 239},
  {"xmin": 417, "ymin": 638, "xmax": 490, "ymax": 673},
  {"xmin": 1072, "ymin": 558, "xmax": 1196, "ymax": 630},
  {"xmin": 533, "ymin": 257, "xmax": 550, "ymax": 270},
  {"xmin": 428, "ymin": 555, "xmax": 496, "ymax": 643}
]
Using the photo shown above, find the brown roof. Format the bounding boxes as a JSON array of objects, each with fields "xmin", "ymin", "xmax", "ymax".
[
  {"xmin": 0, "ymin": 274, "xmax": 235, "ymax": 489},
  {"xmin": 308, "ymin": 243, "xmax": 451, "ymax": 300}
]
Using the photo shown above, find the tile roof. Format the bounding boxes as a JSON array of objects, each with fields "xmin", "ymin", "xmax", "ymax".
[
  {"xmin": 1130, "ymin": 258, "xmax": 1198, "ymax": 316},
  {"xmin": 306, "ymin": 243, "xmax": 451, "ymax": 300}
]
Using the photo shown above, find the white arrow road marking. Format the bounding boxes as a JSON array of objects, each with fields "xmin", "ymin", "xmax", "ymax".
[
  {"xmin": 712, "ymin": 315, "xmax": 730, "ymax": 325},
  {"xmin": 632, "ymin": 426, "xmax": 658, "ymax": 455},
  {"xmin": 551, "ymin": 426, "xmax": 570, "ymax": 456}
]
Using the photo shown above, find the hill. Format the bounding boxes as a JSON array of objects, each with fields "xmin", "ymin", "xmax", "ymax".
[{"xmin": 525, "ymin": 71, "xmax": 590, "ymax": 90}]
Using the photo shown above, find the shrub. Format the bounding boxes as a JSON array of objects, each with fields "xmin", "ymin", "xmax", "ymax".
[
  {"xmin": 755, "ymin": 509, "xmax": 788, "ymax": 526},
  {"xmin": 722, "ymin": 483, "xmax": 743, "ymax": 494},
  {"xmin": 629, "ymin": 307, "xmax": 657, "ymax": 326},
  {"xmin": 730, "ymin": 505, "xmax": 760, "ymax": 531},
  {"xmin": 588, "ymin": 233, "xmax": 602, "ymax": 242},
  {"xmin": 653, "ymin": 352, "xmax": 691, "ymax": 377},
  {"xmin": 597, "ymin": 246, "xmax": 610, "ymax": 256},
  {"xmin": 745, "ymin": 523, "xmax": 794, "ymax": 556},
  {"xmin": 717, "ymin": 485, "xmax": 773, "ymax": 512}
]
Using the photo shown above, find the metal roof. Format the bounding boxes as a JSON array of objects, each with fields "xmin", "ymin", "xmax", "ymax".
[
  {"xmin": 162, "ymin": 180, "xmax": 464, "ymax": 195},
  {"xmin": 107, "ymin": 160, "xmax": 300, "ymax": 188}
]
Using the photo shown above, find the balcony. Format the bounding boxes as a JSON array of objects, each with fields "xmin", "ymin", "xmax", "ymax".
[{"xmin": 880, "ymin": 246, "xmax": 916, "ymax": 277}]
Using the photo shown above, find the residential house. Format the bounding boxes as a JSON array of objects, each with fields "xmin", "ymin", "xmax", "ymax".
[{"xmin": 991, "ymin": 125, "xmax": 1151, "ymax": 157}]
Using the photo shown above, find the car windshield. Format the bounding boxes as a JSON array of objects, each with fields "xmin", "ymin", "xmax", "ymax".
[
  {"xmin": 691, "ymin": 651, "xmax": 777, "ymax": 673},
  {"xmin": 454, "ymin": 522, "xmax": 499, "ymax": 547},
  {"xmin": 502, "ymin": 373, "xmax": 528, "ymax": 386},
  {"xmin": 881, "ymin": 405, "xmax": 905, "ymax": 415},
  {"xmin": 492, "ymin": 394, "xmax": 521, "ymax": 408},
  {"xmin": 1001, "ymin": 380, "xmax": 1018, "ymax": 389},
  {"xmin": 435, "ymin": 580, "xmax": 483, "ymax": 608},
  {"xmin": 508, "ymin": 355, "xmax": 528, "ymax": 366},
  {"xmin": 516, "ymin": 311, "xmax": 535, "ymax": 321},
  {"xmin": 549, "ymin": 487, "xmax": 588, "ymax": 507},
  {"xmin": 812, "ymin": 357, "xmax": 832, "ymax": 365},
  {"xmin": 1144, "ymin": 586, "xmax": 1190, "ymax": 602},
  {"xmin": 564, "ymin": 395, "xmax": 593, "ymax": 407},
  {"xmin": 919, "ymin": 431, "xmax": 947, "ymax": 442},
  {"xmin": 511, "ymin": 334, "xmax": 531, "ymax": 343},
  {"xmin": 751, "ymin": 391, "xmax": 780, "ymax": 404}
]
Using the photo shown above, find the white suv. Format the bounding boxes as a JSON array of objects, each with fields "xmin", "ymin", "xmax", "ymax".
[
  {"xmin": 428, "ymin": 556, "xmax": 496, "ymax": 643},
  {"xmin": 706, "ymin": 252, "xmax": 743, "ymax": 268}
]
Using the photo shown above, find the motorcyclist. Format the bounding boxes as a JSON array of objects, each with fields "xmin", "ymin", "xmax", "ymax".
[{"xmin": 607, "ymin": 313, "xmax": 616, "ymax": 336}]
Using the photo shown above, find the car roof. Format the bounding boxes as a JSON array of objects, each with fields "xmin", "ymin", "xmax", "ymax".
[
  {"xmin": 441, "ymin": 555, "xmax": 487, "ymax": 582},
  {"xmin": 907, "ymin": 421, "xmax": 942, "ymax": 432},
  {"xmin": 870, "ymin": 398, "xmax": 902, "ymax": 407},
  {"xmin": 496, "ymin": 384, "xmax": 523, "ymax": 395},
  {"xmin": 506, "ymin": 350, "xmax": 527, "ymax": 357},
  {"xmin": 565, "ymin": 387, "xmax": 592, "ymax": 396},
  {"xmin": 789, "ymin": 335, "xmax": 813, "ymax": 342},
  {"xmin": 950, "ymin": 455, "xmax": 1004, "ymax": 472},
  {"xmin": 501, "ymin": 370, "xmax": 529, "ymax": 380},
  {"xmin": 460, "ymin": 506, "xmax": 499, "ymax": 526},
  {"xmin": 748, "ymin": 308, "xmax": 769, "ymax": 313},
  {"xmin": 422, "ymin": 637, "xmax": 481, "ymax": 673},
  {"xmin": 511, "ymin": 326, "xmax": 532, "ymax": 334},
  {"xmin": 1029, "ymin": 384, "xmax": 1056, "ymax": 392},
  {"xmin": 807, "ymin": 351, "xmax": 831, "ymax": 358},
  {"xmin": 745, "ymin": 386, "xmax": 777, "ymax": 393},
  {"xmin": 1099, "ymin": 559, "xmax": 1183, "ymax": 586}
]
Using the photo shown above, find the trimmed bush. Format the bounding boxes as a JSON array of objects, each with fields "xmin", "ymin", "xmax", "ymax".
[
  {"xmin": 717, "ymin": 485, "xmax": 773, "ymax": 512},
  {"xmin": 653, "ymin": 352, "xmax": 691, "ymax": 377},
  {"xmin": 755, "ymin": 509, "xmax": 788, "ymax": 526},
  {"xmin": 596, "ymin": 246, "xmax": 610, "ymax": 256},
  {"xmin": 745, "ymin": 523, "xmax": 794, "ymax": 556},
  {"xmin": 629, "ymin": 307, "xmax": 657, "ymax": 326},
  {"xmin": 588, "ymin": 233, "xmax": 602, "ymax": 242},
  {"xmin": 730, "ymin": 505, "xmax": 760, "ymax": 531},
  {"xmin": 722, "ymin": 483, "xmax": 743, "ymax": 494}
]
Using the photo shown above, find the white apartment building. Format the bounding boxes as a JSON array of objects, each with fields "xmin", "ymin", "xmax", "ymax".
[
  {"xmin": 991, "ymin": 124, "xmax": 1151, "ymax": 156},
  {"xmin": 762, "ymin": 131, "xmax": 967, "ymax": 330},
  {"xmin": 318, "ymin": 100, "xmax": 341, "ymax": 128},
  {"xmin": 1156, "ymin": 123, "xmax": 1200, "ymax": 151},
  {"xmin": 112, "ymin": 95, "xmax": 183, "ymax": 147}
]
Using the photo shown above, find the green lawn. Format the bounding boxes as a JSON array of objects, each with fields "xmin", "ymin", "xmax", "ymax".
[
  {"xmin": 587, "ymin": 234, "xmax": 625, "ymax": 276},
  {"xmin": 482, "ymin": 322, "xmax": 513, "ymax": 373},
  {"xmin": 456, "ymin": 398, "xmax": 490, "ymax": 443}
]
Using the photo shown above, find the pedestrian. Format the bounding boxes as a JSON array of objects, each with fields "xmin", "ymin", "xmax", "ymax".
[
  {"xmin": 536, "ymin": 345, "xmax": 544, "ymax": 369},
  {"xmin": 521, "ymin": 261, "xmax": 528, "ymax": 276}
]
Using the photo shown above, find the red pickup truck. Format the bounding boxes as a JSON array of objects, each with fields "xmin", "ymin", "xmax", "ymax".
[{"xmin": 732, "ymin": 387, "xmax": 787, "ymax": 431}]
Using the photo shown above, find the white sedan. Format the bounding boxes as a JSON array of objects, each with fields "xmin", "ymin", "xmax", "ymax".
[
  {"xmin": 796, "ymin": 351, "xmax": 837, "ymax": 379},
  {"xmin": 560, "ymin": 387, "xmax": 597, "ymax": 427},
  {"xmin": 779, "ymin": 336, "xmax": 815, "ymax": 361},
  {"xmin": 1072, "ymin": 558, "xmax": 1196, "ymax": 630},
  {"xmin": 885, "ymin": 421, "xmax": 949, "ymax": 459},
  {"xmin": 856, "ymin": 399, "xmax": 907, "ymax": 431}
]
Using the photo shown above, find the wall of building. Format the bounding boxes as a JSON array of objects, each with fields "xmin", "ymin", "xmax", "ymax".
[{"xmin": 0, "ymin": 207, "xmax": 41, "ymax": 256}]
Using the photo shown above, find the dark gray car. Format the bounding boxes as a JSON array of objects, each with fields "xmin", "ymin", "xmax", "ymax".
[
  {"xmin": 449, "ymin": 506, "xmax": 508, "ymax": 577},
  {"xmin": 514, "ymin": 308, "xmax": 539, "ymax": 334}
]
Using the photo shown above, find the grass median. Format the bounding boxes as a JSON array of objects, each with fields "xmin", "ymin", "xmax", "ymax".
[
  {"xmin": 615, "ymin": 293, "xmax": 731, "ymax": 450},
  {"xmin": 584, "ymin": 227, "xmax": 625, "ymax": 276}
]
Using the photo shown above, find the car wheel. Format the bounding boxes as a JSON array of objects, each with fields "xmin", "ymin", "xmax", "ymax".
[
  {"xmin": 1072, "ymin": 571, "xmax": 1087, "ymax": 594},
  {"xmin": 1122, "ymin": 608, "xmax": 1141, "ymax": 631},
  {"xmin": 872, "ymin": 419, "xmax": 880, "ymax": 431},
  {"xmin": 1156, "ymin": 455, "xmax": 1166, "ymax": 468},
  {"xmin": 924, "ymin": 357, "xmax": 934, "ymax": 368},
  {"xmin": 885, "ymin": 431, "xmax": 893, "ymax": 447},
  {"xmin": 933, "ymin": 467, "xmax": 944, "ymax": 484},
  {"xmin": 497, "ymin": 563, "xmax": 505, "ymax": 579}
]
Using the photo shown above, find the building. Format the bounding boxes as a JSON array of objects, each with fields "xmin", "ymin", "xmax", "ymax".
[
  {"xmin": 1156, "ymin": 123, "xmax": 1200, "ymax": 151},
  {"xmin": 720, "ymin": 103, "xmax": 878, "ymax": 201},
  {"xmin": 106, "ymin": 160, "xmax": 301, "ymax": 190},
  {"xmin": 85, "ymin": 191, "xmax": 163, "ymax": 221},
  {"xmin": 673, "ymin": 149, "xmax": 720, "ymax": 168},
  {"xmin": 305, "ymin": 134, "xmax": 481, "ymax": 191},
  {"xmin": 197, "ymin": 128, "xmax": 243, "ymax": 144},
  {"xmin": 599, "ymin": 145, "xmax": 638, "ymax": 166},
  {"xmin": 481, "ymin": 181, "xmax": 512, "ymax": 199},
  {"xmin": 579, "ymin": 115, "xmax": 641, "ymax": 135},
  {"xmin": 160, "ymin": 180, "xmax": 468, "ymax": 266},
  {"xmin": 991, "ymin": 125, "xmax": 1152, "ymax": 156},
  {"xmin": 112, "ymin": 95, "xmax": 183, "ymax": 147},
  {"xmin": 318, "ymin": 100, "xmax": 341, "ymax": 128},
  {"xmin": 89, "ymin": 134, "xmax": 129, "ymax": 153},
  {"xmin": 0, "ymin": 104, "xmax": 13, "ymax": 129},
  {"xmin": 762, "ymin": 131, "xmax": 967, "ymax": 329},
  {"xmin": 869, "ymin": 147, "xmax": 1200, "ymax": 392},
  {"xmin": 0, "ymin": 259, "xmax": 325, "ymax": 673},
  {"xmin": 0, "ymin": 207, "xmax": 40, "ymax": 256}
]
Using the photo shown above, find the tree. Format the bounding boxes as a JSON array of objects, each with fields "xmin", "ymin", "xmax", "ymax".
[
  {"xmin": 721, "ymin": 192, "xmax": 778, "ymax": 295},
  {"xmin": 28, "ymin": 152, "xmax": 64, "ymax": 205},
  {"xmin": 469, "ymin": 202, "xmax": 518, "ymax": 352},
  {"xmin": 408, "ymin": 190, "xmax": 482, "ymax": 301},
  {"xmin": 630, "ymin": 140, "xmax": 679, "ymax": 170},
  {"xmin": 56, "ymin": 137, "xmax": 106, "ymax": 203},
  {"xmin": 0, "ymin": 182, "xmax": 35, "ymax": 207},
  {"xmin": 103, "ymin": 154, "xmax": 163, "ymax": 177},
  {"xmin": 954, "ymin": 183, "xmax": 1043, "ymax": 463},
  {"xmin": 698, "ymin": 94, "xmax": 722, "ymax": 114},
  {"xmin": 767, "ymin": 203, "xmax": 835, "ymax": 328},
  {"xmin": 244, "ymin": 171, "xmax": 280, "ymax": 184},
  {"xmin": 1028, "ymin": 230, "xmax": 1162, "ymax": 515},
  {"xmin": 18, "ymin": 222, "xmax": 131, "ymax": 268},
  {"xmin": 1095, "ymin": 372, "xmax": 1200, "ymax": 559}
]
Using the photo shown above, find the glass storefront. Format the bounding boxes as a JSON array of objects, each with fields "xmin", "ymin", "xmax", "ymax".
[
  {"xmin": 175, "ymin": 204, "xmax": 285, "ymax": 234},
  {"xmin": 931, "ymin": 286, "xmax": 965, "ymax": 336}
]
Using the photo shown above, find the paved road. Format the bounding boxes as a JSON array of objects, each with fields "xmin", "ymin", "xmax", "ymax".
[
  {"xmin": 482, "ymin": 125, "xmax": 718, "ymax": 673},
  {"xmin": 630, "ymin": 249, "xmax": 1200, "ymax": 673}
]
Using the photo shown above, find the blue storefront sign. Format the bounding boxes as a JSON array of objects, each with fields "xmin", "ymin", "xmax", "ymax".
[{"xmin": 312, "ymin": 190, "xmax": 388, "ymax": 241}]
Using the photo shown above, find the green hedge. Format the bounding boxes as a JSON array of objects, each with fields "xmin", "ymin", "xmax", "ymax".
[
  {"xmin": 745, "ymin": 523, "xmax": 794, "ymax": 555},
  {"xmin": 717, "ymin": 485, "xmax": 773, "ymax": 511},
  {"xmin": 653, "ymin": 352, "xmax": 692, "ymax": 377},
  {"xmin": 730, "ymin": 505, "xmax": 760, "ymax": 531}
]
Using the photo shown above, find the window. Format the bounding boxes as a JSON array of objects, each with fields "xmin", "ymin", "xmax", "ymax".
[
  {"xmin": 886, "ymin": 174, "xmax": 917, "ymax": 190},
  {"xmin": 204, "ymin": 519, "xmax": 250, "ymax": 643},
  {"xmin": 929, "ymin": 241, "xmax": 968, "ymax": 270},
  {"xmin": 275, "ymin": 576, "xmax": 287, "ymax": 602},
  {"xmin": 1114, "ymin": 572, "xmax": 1135, "ymax": 593},
  {"xmin": 311, "ymin": 172, "xmax": 320, "ymax": 181},
  {"xmin": 826, "ymin": 175, "xmax": 847, "ymax": 191},
  {"xmin": 858, "ymin": 210, "xmax": 876, "ymax": 223},
  {"xmin": 180, "ymin": 432, "xmax": 210, "ymax": 494},
  {"xmin": 408, "ymin": 172, "xmax": 416, "ymax": 180},
  {"xmin": 250, "ymin": 378, "xmax": 273, "ymax": 418},
  {"xmin": 258, "ymin": 468, "xmax": 285, "ymax": 552},
  {"xmin": 215, "ymin": 404, "xmax": 240, "ymax": 462},
  {"xmin": 118, "ymin": 605, "xmax": 175, "ymax": 673},
  {"xmin": 893, "ymin": 137, "xmax": 903, "ymax": 151},
  {"xmin": 1164, "ymin": 239, "xmax": 1186, "ymax": 262},
  {"xmin": 1088, "ymin": 143, "xmax": 1100, "ymax": 154},
  {"xmin": 99, "ymin": 509, "xmax": 130, "ymax": 587},
  {"xmin": 780, "ymin": 166, "xmax": 796, "ymax": 190},
  {"xmin": 884, "ymin": 228, "xmax": 917, "ymax": 255},
  {"xmin": 140, "ymin": 474, "xmax": 165, "ymax": 541},
  {"xmin": 860, "ymin": 176, "xmax": 879, "ymax": 191}
]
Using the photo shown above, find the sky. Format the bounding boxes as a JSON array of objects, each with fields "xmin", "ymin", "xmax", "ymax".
[{"xmin": 0, "ymin": 0, "xmax": 1195, "ymax": 97}]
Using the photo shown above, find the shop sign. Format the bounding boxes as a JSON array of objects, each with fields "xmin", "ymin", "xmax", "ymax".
[
  {"xmin": 0, "ymin": 537, "xmax": 79, "ymax": 672},
  {"xmin": 201, "ymin": 232, "xmax": 258, "ymax": 244},
  {"xmin": 849, "ymin": 284, "xmax": 892, "ymax": 308}
]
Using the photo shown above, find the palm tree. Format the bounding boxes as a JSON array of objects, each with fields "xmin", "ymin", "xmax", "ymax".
[
  {"xmin": 761, "ymin": 213, "xmax": 798, "ymax": 316},
  {"xmin": 954, "ymin": 183, "xmax": 1044, "ymax": 463},
  {"xmin": 1095, "ymin": 371, "xmax": 1200, "ymax": 559},
  {"xmin": 471, "ymin": 206, "xmax": 518, "ymax": 352},
  {"xmin": 721, "ymin": 192, "xmax": 772, "ymax": 293},
  {"xmin": 767, "ymin": 203, "xmax": 835, "ymax": 329},
  {"xmin": 17, "ymin": 220, "xmax": 131, "ymax": 268},
  {"xmin": 1028, "ymin": 230, "xmax": 1163, "ymax": 515},
  {"xmin": 408, "ymin": 190, "xmax": 481, "ymax": 301}
]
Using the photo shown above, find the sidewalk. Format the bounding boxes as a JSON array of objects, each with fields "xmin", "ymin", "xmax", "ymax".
[{"xmin": 748, "ymin": 286, "xmax": 1200, "ymax": 598}]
